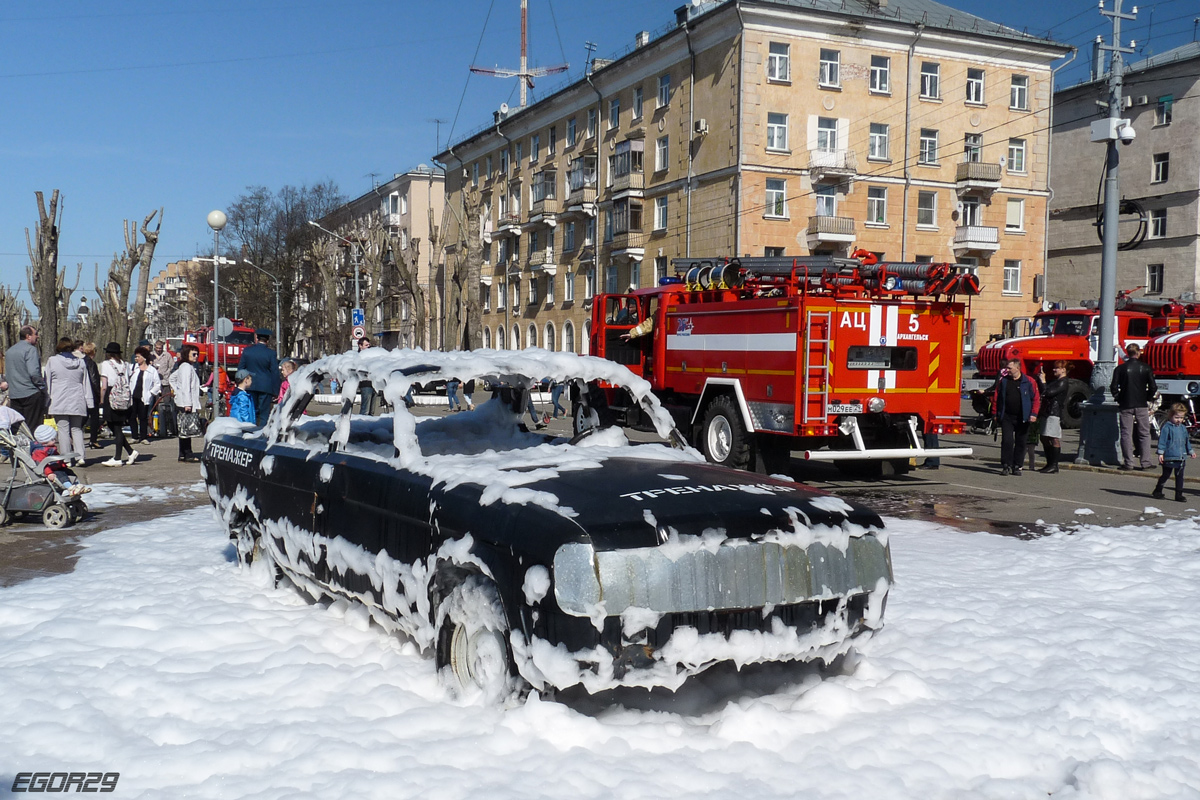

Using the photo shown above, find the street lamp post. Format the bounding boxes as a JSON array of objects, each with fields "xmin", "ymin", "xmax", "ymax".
[
  {"xmin": 241, "ymin": 258, "xmax": 282, "ymax": 346},
  {"xmin": 307, "ymin": 220, "xmax": 362, "ymax": 327},
  {"xmin": 208, "ymin": 210, "xmax": 227, "ymax": 415},
  {"xmin": 216, "ymin": 283, "xmax": 239, "ymax": 319}
]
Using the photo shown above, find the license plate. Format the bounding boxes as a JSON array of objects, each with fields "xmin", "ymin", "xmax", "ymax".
[{"xmin": 827, "ymin": 403, "xmax": 862, "ymax": 414}]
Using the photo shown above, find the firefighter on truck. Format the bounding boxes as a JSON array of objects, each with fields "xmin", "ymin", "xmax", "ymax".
[{"xmin": 581, "ymin": 251, "xmax": 975, "ymax": 476}]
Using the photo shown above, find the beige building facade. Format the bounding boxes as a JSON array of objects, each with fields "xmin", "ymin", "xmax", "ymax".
[
  {"xmin": 1047, "ymin": 43, "xmax": 1200, "ymax": 307},
  {"xmin": 437, "ymin": 0, "xmax": 1068, "ymax": 354}
]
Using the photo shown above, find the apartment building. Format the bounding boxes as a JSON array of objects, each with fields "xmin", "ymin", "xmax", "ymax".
[
  {"xmin": 436, "ymin": 0, "xmax": 1068, "ymax": 354},
  {"xmin": 146, "ymin": 260, "xmax": 195, "ymax": 339},
  {"xmin": 309, "ymin": 165, "xmax": 445, "ymax": 350},
  {"xmin": 1047, "ymin": 42, "xmax": 1200, "ymax": 306}
]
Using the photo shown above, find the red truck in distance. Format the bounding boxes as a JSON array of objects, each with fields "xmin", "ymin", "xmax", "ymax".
[
  {"xmin": 584, "ymin": 253, "xmax": 976, "ymax": 476},
  {"xmin": 182, "ymin": 320, "xmax": 257, "ymax": 379}
]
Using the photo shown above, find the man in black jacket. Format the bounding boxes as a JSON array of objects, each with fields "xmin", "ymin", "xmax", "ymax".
[
  {"xmin": 1110, "ymin": 343, "xmax": 1158, "ymax": 470},
  {"xmin": 237, "ymin": 329, "xmax": 280, "ymax": 426}
]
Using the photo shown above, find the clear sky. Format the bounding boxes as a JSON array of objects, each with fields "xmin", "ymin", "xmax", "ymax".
[{"xmin": 1, "ymin": 0, "xmax": 1196, "ymax": 313}]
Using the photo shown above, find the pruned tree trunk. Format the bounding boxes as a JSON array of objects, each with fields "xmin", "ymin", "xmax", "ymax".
[
  {"xmin": 0, "ymin": 285, "xmax": 29, "ymax": 354},
  {"xmin": 129, "ymin": 209, "xmax": 163, "ymax": 346},
  {"xmin": 447, "ymin": 187, "xmax": 484, "ymax": 351},
  {"xmin": 25, "ymin": 190, "xmax": 62, "ymax": 359}
]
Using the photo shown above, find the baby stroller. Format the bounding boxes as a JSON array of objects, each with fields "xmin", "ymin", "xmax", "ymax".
[{"xmin": 0, "ymin": 424, "xmax": 88, "ymax": 529}]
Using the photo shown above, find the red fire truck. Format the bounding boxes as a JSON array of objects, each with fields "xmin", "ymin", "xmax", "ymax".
[
  {"xmin": 962, "ymin": 298, "xmax": 1200, "ymax": 428},
  {"xmin": 1143, "ymin": 326, "xmax": 1200, "ymax": 428},
  {"xmin": 182, "ymin": 319, "xmax": 257, "ymax": 379},
  {"xmin": 583, "ymin": 253, "xmax": 976, "ymax": 475}
]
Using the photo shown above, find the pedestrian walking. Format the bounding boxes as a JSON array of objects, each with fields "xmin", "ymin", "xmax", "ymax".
[
  {"xmin": 44, "ymin": 336, "xmax": 93, "ymax": 466},
  {"xmin": 463, "ymin": 379, "xmax": 476, "ymax": 412},
  {"xmin": 549, "ymin": 380, "xmax": 566, "ymax": 418},
  {"xmin": 1152, "ymin": 402, "xmax": 1195, "ymax": 502},
  {"xmin": 130, "ymin": 346, "xmax": 162, "ymax": 444},
  {"xmin": 1037, "ymin": 361, "xmax": 1071, "ymax": 473},
  {"xmin": 4, "ymin": 326, "xmax": 46, "ymax": 429},
  {"xmin": 447, "ymin": 378, "xmax": 461, "ymax": 411},
  {"xmin": 169, "ymin": 344, "xmax": 203, "ymax": 462},
  {"xmin": 992, "ymin": 358, "xmax": 1040, "ymax": 476},
  {"xmin": 99, "ymin": 342, "xmax": 137, "ymax": 466},
  {"xmin": 79, "ymin": 342, "xmax": 102, "ymax": 448},
  {"xmin": 355, "ymin": 337, "xmax": 376, "ymax": 415},
  {"xmin": 153, "ymin": 340, "xmax": 178, "ymax": 438},
  {"xmin": 237, "ymin": 329, "xmax": 281, "ymax": 426},
  {"xmin": 1111, "ymin": 343, "xmax": 1158, "ymax": 470}
]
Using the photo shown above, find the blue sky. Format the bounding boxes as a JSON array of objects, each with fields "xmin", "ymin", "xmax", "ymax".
[{"xmin": 1, "ymin": 0, "xmax": 1196, "ymax": 312}]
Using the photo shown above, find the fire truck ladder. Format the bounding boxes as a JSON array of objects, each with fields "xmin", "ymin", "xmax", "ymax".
[{"xmin": 803, "ymin": 310, "xmax": 832, "ymax": 423}]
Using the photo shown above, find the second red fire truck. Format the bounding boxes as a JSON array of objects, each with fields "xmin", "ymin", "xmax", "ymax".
[{"xmin": 583, "ymin": 253, "xmax": 975, "ymax": 475}]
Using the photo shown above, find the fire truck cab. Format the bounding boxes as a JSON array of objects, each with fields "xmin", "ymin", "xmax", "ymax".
[
  {"xmin": 183, "ymin": 320, "xmax": 257, "ymax": 379},
  {"xmin": 584, "ymin": 254, "xmax": 975, "ymax": 475}
]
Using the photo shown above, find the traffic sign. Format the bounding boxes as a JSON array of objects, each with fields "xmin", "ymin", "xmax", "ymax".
[
  {"xmin": 215, "ymin": 317, "xmax": 234, "ymax": 338},
  {"xmin": 351, "ymin": 307, "xmax": 365, "ymax": 327},
  {"xmin": 352, "ymin": 325, "xmax": 366, "ymax": 340}
]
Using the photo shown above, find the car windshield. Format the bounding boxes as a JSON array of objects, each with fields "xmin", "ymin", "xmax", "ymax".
[
  {"xmin": 225, "ymin": 331, "xmax": 256, "ymax": 345},
  {"xmin": 1033, "ymin": 314, "xmax": 1092, "ymax": 337}
]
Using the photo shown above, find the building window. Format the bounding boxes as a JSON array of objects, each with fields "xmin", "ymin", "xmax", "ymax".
[
  {"xmin": 605, "ymin": 264, "xmax": 619, "ymax": 293},
  {"xmin": 544, "ymin": 322, "xmax": 556, "ymax": 350},
  {"xmin": 511, "ymin": 325, "xmax": 520, "ymax": 350},
  {"xmin": 481, "ymin": 283, "xmax": 490, "ymax": 311},
  {"xmin": 531, "ymin": 134, "xmax": 539, "ymax": 163},
  {"xmin": 961, "ymin": 197, "xmax": 981, "ymax": 226},
  {"xmin": 1010, "ymin": 75, "xmax": 1029, "ymax": 110},
  {"xmin": 655, "ymin": 255, "xmax": 668, "ymax": 282},
  {"xmin": 483, "ymin": 327, "xmax": 491, "ymax": 348},
  {"xmin": 966, "ymin": 68, "xmax": 985, "ymax": 104},
  {"xmin": 564, "ymin": 320, "xmax": 575, "ymax": 353},
  {"xmin": 767, "ymin": 42, "xmax": 790, "ymax": 81},
  {"xmin": 819, "ymin": 49, "xmax": 840, "ymax": 87},
  {"xmin": 584, "ymin": 217, "xmax": 595, "ymax": 246},
  {"xmin": 814, "ymin": 185, "xmax": 836, "ymax": 217},
  {"xmin": 1003, "ymin": 260, "xmax": 1021, "ymax": 295},
  {"xmin": 766, "ymin": 112, "xmax": 788, "ymax": 151},
  {"xmin": 920, "ymin": 62, "xmax": 940, "ymax": 99},
  {"xmin": 527, "ymin": 323, "xmax": 537, "ymax": 347},
  {"xmin": 630, "ymin": 260, "xmax": 640, "ymax": 290},
  {"xmin": 1156, "ymin": 95, "xmax": 1173, "ymax": 126},
  {"xmin": 587, "ymin": 108, "xmax": 597, "ymax": 138},
  {"xmin": 918, "ymin": 129, "xmax": 939, "ymax": 164},
  {"xmin": 612, "ymin": 198, "xmax": 643, "ymax": 234},
  {"xmin": 498, "ymin": 280, "xmax": 507, "ymax": 310},
  {"xmin": 648, "ymin": 196, "xmax": 666, "ymax": 231},
  {"xmin": 512, "ymin": 278, "xmax": 521, "ymax": 308},
  {"xmin": 485, "ymin": 155, "xmax": 492, "ymax": 177},
  {"xmin": 585, "ymin": 267, "xmax": 596, "ymax": 299},
  {"xmin": 869, "ymin": 55, "xmax": 890, "ymax": 93},
  {"xmin": 1007, "ymin": 138, "xmax": 1026, "ymax": 172},
  {"xmin": 917, "ymin": 191, "xmax": 937, "ymax": 227},
  {"xmin": 608, "ymin": 98, "xmax": 620, "ymax": 129},
  {"xmin": 1150, "ymin": 209, "xmax": 1167, "ymax": 238},
  {"xmin": 516, "ymin": 141, "xmax": 522, "ymax": 162},
  {"xmin": 867, "ymin": 186, "xmax": 887, "ymax": 224},
  {"xmin": 546, "ymin": 273, "xmax": 555, "ymax": 304},
  {"xmin": 1153, "ymin": 153, "xmax": 1169, "ymax": 184},
  {"xmin": 565, "ymin": 269, "xmax": 575, "ymax": 302},
  {"xmin": 400, "ymin": 193, "xmax": 408, "ymax": 214},
  {"xmin": 816, "ymin": 117, "xmax": 837, "ymax": 152},
  {"xmin": 655, "ymin": 135, "xmax": 669, "ymax": 171},
  {"xmin": 632, "ymin": 87, "xmax": 643, "ymax": 120},
  {"xmin": 471, "ymin": 162, "xmax": 479, "ymax": 186},
  {"xmin": 604, "ymin": 210, "xmax": 613, "ymax": 242},
  {"xmin": 657, "ymin": 73, "xmax": 670, "ymax": 107},
  {"xmin": 964, "ymin": 133, "xmax": 982, "ymax": 162},
  {"xmin": 868, "ymin": 122, "xmax": 889, "ymax": 160},
  {"xmin": 765, "ymin": 179, "xmax": 787, "ymax": 218},
  {"xmin": 564, "ymin": 222, "xmax": 576, "ymax": 251},
  {"xmin": 1006, "ymin": 198, "xmax": 1025, "ymax": 231},
  {"xmin": 566, "ymin": 118, "xmax": 577, "ymax": 146},
  {"xmin": 501, "ymin": 149, "xmax": 509, "ymax": 175},
  {"xmin": 1147, "ymin": 264, "xmax": 1164, "ymax": 295},
  {"xmin": 548, "ymin": 126, "xmax": 557, "ymax": 155}
]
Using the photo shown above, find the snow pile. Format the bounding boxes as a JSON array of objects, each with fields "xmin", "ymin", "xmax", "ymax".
[{"xmin": 2, "ymin": 511, "xmax": 1200, "ymax": 796}]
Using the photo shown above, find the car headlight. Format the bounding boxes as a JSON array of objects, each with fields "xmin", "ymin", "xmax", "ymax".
[{"xmin": 867, "ymin": 397, "xmax": 886, "ymax": 413}]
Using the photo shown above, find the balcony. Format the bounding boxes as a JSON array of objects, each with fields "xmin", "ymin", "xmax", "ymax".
[
  {"xmin": 382, "ymin": 212, "xmax": 402, "ymax": 227},
  {"xmin": 610, "ymin": 230, "xmax": 646, "ymax": 258},
  {"xmin": 953, "ymin": 225, "xmax": 1000, "ymax": 255},
  {"xmin": 531, "ymin": 195, "xmax": 559, "ymax": 220},
  {"xmin": 805, "ymin": 215, "xmax": 856, "ymax": 249},
  {"xmin": 496, "ymin": 211, "xmax": 522, "ymax": 235},
  {"xmin": 564, "ymin": 184, "xmax": 598, "ymax": 215},
  {"xmin": 611, "ymin": 170, "xmax": 644, "ymax": 194},
  {"xmin": 955, "ymin": 161, "xmax": 1002, "ymax": 197},
  {"xmin": 528, "ymin": 247, "xmax": 557, "ymax": 274},
  {"xmin": 808, "ymin": 149, "xmax": 858, "ymax": 183}
]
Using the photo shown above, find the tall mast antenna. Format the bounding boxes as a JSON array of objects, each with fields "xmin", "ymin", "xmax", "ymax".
[{"xmin": 470, "ymin": 0, "xmax": 569, "ymax": 108}]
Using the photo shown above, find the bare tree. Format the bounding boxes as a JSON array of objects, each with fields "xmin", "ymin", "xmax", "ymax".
[
  {"xmin": 128, "ymin": 209, "xmax": 164, "ymax": 346},
  {"xmin": 25, "ymin": 190, "xmax": 62, "ymax": 358},
  {"xmin": 0, "ymin": 285, "xmax": 30, "ymax": 354},
  {"xmin": 445, "ymin": 187, "xmax": 484, "ymax": 351}
]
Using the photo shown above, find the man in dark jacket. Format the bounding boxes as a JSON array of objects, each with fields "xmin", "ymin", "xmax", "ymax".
[
  {"xmin": 1110, "ymin": 342, "xmax": 1158, "ymax": 470},
  {"xmin": 992, "ymin": 359, "xmax": 1041, "ymax": 475},
  {"xmin": 237, "ymin": 329, "xmax": 280, "ymax": 426},
  {"xmin": 4, "ymin": 326, "xmax": 45, "ymax": 428}
]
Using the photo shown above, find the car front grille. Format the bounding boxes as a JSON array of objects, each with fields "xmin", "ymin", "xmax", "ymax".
[
  {"xmin": 977, "ymin": 347, "xmax": 1003, "ymax": 376},
  {"xmin": 1146, "ymin": 342, "xmax": 1182, "ymax": 373}
]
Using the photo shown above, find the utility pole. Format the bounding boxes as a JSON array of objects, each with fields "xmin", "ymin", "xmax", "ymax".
[
  {"xmin": 1079, "ymin": 0, "xmax": 1137, "ymax": 465},
  {"xmin": 469, "ymin": 0, "xmax": 568, "ymax": 109}
]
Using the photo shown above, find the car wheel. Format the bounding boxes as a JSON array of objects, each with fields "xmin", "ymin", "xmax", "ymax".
[
  {"xmin": 435, "ymin": 574, "xmax": 520, "ymax": 702},
  {"xmin": 572, "ymin": 402, "xmax": 599, "ymax": 438},
  {"xmin": 1061, "ymin": 379, "xmax": 1091, "ymax": 430},
  {"xmin": 701, "ymin": 395, "xmax": 752, "ymax": 470},
  {"xmin": 42, "ymin": 504, "xmax": 71, "ymax": 530}
]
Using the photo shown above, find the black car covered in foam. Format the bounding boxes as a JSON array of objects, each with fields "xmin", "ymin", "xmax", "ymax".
[{"xmin": 202, "ymin": 348, "xmax": 892, "ymax": 699}]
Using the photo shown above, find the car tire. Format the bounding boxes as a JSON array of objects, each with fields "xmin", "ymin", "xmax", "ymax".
[
  {"xmin": 435, "ymin": 574, "xmax": 520, "ymax": 702},
  {"xmin": 42, "ymin": 504, "xmax": 70, "ymax": 530},
  {"xmin": 1061, "ymin": 379, "xmax": 1091, "ymax": 430},
  {"xmin": 701, "ymin": 395, "xmax": 752, "ymax": 470},
  {"xmin": 572, "ymin": 402, "xmax": 599, "ymax": 438}
]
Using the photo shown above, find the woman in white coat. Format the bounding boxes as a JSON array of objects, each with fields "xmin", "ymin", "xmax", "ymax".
[
  {"xmin": 130, "ymin": 345, "xmax": 162, "ymax": 444},
  {"xmin": 44, "ymin": 336, "xmax": 94, "ymax": 465},
  {"xmin": 169, "ymin": 344, "xmax": 203, "ymax": 462}
]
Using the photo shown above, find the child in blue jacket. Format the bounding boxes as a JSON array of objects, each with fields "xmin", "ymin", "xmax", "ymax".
[
  {"xmin": 229, "ymin": 370, "xmax": 257, "ymax": 424},
  {"xmin": 1153, "ymin": 402, "xmax": 1195, "ymax": 502}
]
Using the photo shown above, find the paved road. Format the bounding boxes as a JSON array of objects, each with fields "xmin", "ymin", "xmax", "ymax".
[{"xmin": 1, "ymin": 396, "xmax": 1193, "ymax": 587}]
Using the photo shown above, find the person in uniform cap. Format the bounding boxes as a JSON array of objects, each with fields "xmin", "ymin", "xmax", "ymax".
[{"xmin": 236, "ymin": 329, "xmax": 280, "ymax": 426}]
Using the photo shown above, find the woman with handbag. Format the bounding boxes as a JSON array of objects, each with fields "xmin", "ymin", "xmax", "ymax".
[{"xmin": 170, "ymin": 344, "xmax": 203, "ymax": 462}]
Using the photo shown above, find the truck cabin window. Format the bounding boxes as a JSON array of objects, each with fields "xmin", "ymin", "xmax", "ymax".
[
  {"xmin": 608, "ymin": 297, "xmax": 639, "ymax": 326},
  {"xmin": 1034, "ymin": 314, "xmax": 1090, "ymax": 337}
]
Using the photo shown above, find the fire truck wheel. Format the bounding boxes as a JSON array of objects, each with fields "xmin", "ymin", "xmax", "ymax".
[
  {"xmin": 1061, "ymin": 379, "xmax": 1091, "ymax": 430},
  {"xmin": 701, "ymin": 395, "xmax": 752, "ymax": 470}
]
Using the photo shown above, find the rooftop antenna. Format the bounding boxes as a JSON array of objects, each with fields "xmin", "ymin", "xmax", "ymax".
[
  {"xmin": 583, "ymin": 40, "xmax": 598, "ymax": 74},
  {"xmin": 1193, "ymin": 17, "xmax": 1198, "ymax": 41},
  {"xmin": 470, "ymin": 0, "xmax": 568, "ymax": 108},
  {"xmin": 365, "ymin": 171, "xmax": 382, "ymax": 190},
  {"xmin": 428, "ymin": 117, "xmax": 448, "ymax": 155}
]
